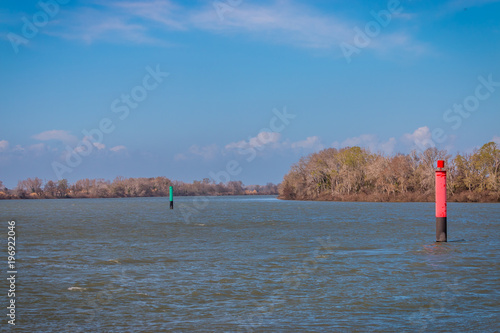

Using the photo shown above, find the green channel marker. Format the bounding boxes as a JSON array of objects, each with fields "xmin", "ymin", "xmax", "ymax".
[{"xmin": 169, "ymin": 186, "xmax": 173, "ymax": 209}]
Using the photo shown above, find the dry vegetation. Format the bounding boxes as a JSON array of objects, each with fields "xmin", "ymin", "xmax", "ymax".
[
  {"xmin": 279, "ymin": 142, "xmax": 500, "ymax": 203},
  {"xmin": 0, "ymin": 177, "xmax": 278, "ymax": 199}
]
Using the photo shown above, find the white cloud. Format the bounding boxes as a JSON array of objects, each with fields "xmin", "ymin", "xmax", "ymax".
[
  {"xmin": 402, "ymin": 126, "xmax": 433, "ymax": 150},
  {"xmin": 368, "ymin": 32, "xmax": 429, "ymax": 57},
  {"xmin": 176, "ymin": 131, "xmax": 285, "ymax": 162},
  {"xmin": 226, "ymin": 132, "xmax": 281, "ymax": 151},
  {"xmin": 13, "ymin": 145, "xmax": 25, "ymax": 152},
  {"xmin": 226, "ymin": 133, "xmax": 326, "ymax": 155},
  {"xmin": 195, "ymin": 1, "xmax": 427, "ymax": 56},
  {"xmin": 251, "ymin": 132, "xmax": 281, "ymax": 147},
  {"xmin": 93, "ymin": 142, "xmax": 106, "ymax": 150},
  {"xmin": 110, "ymin": 145, "xmax": 127, "ymax": 152},
  {"xmin": 333, "ymin": 134, "xmax": 396, "ymax": 155},
  {"xmin": 72, "ymin": 140, "xmax": 105, "ymax": 154},
  {"xmin": 191, "ymin": 1, "xmax": 353, "ymax": 49},
  {"xmin": 33, "ymin": 130, "xmax": 78, "ymax": 145},
  {"xmin": 290, "ymin": 136, "xmax": 324, "ymax": 151},
  {"xmin": 189, "ymin": 144, "xmax": 219, "ymax": 160},
  {"xmin": 0, "ymin": 140, "xmax": 9, "ymax": 152},
  {"xmin": 28, "ymin": 143, "xmax": 46, "ymax": 156},
  {"xmin": 492, "ymin": 136, "xmax": 500, "ymax": 145},
  {"xmin": 47, "ymin": 7, "xmax": 171, "ymax": 46},
  {"xmin": 46, "ymin": 1, "xmax": 425, "ymax": 57},
  {"xmin": 29, "ymin": 143, "xmax": 45, "ymax": 151},
  {"xmin": 78, "ymin": 136, "xmax": 107, "ymax": 150},
  {"xmin": 224, "ymin": 140, "xmax": 247, "ymax": 150},
  {"xmin": 379, "ymin": 138, "xmax": 397, "ymax": 154},
  {"xmin": 111, "ymin": 0, "xmax": 186, "ymax": 30}
]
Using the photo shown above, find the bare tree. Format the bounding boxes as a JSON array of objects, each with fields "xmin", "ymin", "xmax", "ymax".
[
  {"xmin": 56, "ymin": 179, "xmax": 68, "ymax": 198},
  {"xmin": 44, "ymin": 180, "xmax": 57, "ymax": 198}
]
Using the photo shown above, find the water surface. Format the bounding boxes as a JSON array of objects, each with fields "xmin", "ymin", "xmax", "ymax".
[{"xmin": 1, "ymin": 196, "xmax": 499, "ymax": 332}]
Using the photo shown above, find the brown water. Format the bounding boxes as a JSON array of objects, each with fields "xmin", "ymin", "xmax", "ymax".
[{"xmin": 1, "ymin": 196, "xmax": 499, "ymax": 332}]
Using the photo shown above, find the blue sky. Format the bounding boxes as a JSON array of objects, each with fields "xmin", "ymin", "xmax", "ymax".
[{"xmin": 1, "ymin": 0, "xmax": 499, "ymax": 188}]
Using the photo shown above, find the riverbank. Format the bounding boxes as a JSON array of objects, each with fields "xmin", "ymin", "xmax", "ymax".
[
  {"xmin": 0, "ymin": 177, "xmax": 278, "ymax": 200},
  {"xmin": 278, "ymin": 191, "xmax": 500, "ymax": 203},
  {"xmin": 0, "ymin": 192, "xmax": 279, "ymax": 200}
]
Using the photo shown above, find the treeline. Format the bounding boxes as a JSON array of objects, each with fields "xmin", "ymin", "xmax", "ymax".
[
  {"xmin": 279, "ymin": 142, "xmax": 500, "ymax": 202},
  {"xmin": 0, "ymin": 177, "xmax": 278, "ymax": 199}
]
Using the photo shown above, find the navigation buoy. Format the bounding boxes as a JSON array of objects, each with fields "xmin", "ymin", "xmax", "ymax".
[
  {"xmin": 170, "ymin": 186, "xmax": 174, "ymax": 209},
  {"xmin": 435, "ymin": 160, "xmax": 447, "ymax": 242}
]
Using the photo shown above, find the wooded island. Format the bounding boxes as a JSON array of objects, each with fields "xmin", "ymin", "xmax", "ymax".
[{"xmin": 279, "ymin": 142, "xmax": 500, "ymax": 202}]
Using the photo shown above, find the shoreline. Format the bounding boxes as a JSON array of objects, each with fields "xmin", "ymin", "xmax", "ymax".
[
  {"xmin": 0, "ymin": 193, "xmax": 279, "ymax": 201},
  {"xmin": 277, "ymin": 192, "xmax": 500, "ymax": 203},
  {"xmin": 2, "ymin": 193, "xmax": 498, "ymax": 203}
]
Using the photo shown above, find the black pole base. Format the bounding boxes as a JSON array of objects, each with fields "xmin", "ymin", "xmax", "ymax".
[
  {"xmin": 170, "ymin": 201, "xmax": 174, "ymax": 209},
  {"xmin": 436, "ymin": 217, "xmax": 447, "ymax": 242}
]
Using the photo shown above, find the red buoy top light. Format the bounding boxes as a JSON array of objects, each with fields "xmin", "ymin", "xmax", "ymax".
[{"xmin": 437, "ymin": 160, "xmax": 445, "ymax": 169}]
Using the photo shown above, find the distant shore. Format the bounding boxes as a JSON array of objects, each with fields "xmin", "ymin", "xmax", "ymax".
[
  {"xmin": 278, "ymin": 192, "xmax": 500, "ymax": 203},
  {"xmin": 0, "ymin": 177, "xmax": 278, "ymax": 200},
  {"xmin": 0, "ymin": 192, "xmax": 279, "ymax": 200}
]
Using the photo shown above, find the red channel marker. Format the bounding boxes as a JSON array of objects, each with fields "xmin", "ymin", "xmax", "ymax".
[{"xmin": 435, "ymin": 160, "xmax": 447, "ymax": 242}]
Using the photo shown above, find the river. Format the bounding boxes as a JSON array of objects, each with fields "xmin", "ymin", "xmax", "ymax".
[{"xmin": 1, "ymin": 196, "xmax": 498, "ymax": 332}]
